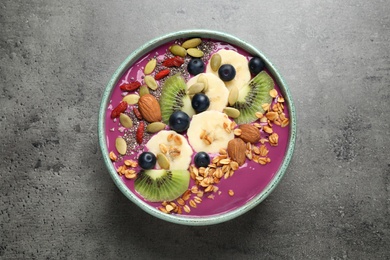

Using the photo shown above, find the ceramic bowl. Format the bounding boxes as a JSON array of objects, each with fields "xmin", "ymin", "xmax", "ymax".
[{"xmin": 98, "ymin": 29, "xmax": 296, "ymax": 226}]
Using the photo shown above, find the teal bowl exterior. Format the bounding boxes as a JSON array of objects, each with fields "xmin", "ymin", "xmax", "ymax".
[{"xmin": 98, "ymin": 29, "xmax": 296, "ymax": 226}]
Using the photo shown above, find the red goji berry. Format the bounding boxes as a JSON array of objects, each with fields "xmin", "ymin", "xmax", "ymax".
[
  {"xmin": 133, "ymin": 107, "xmax": 143, "ymax": 120},
  {"xmin": 120, "ymin": 81, "xmax": 141, "ymax": 92},
  {"xmin": 110, "ymin": 101, "xmax": 128, "ymax": 119},
  {"xmin": 162, "ymin": 56, "xmax": 184, "ymax": 67},
  {"xmin": 155, "ymin": 69, "xmax": 170, "ymax": 80},
  {"xmin": 136, "ymin": 121, "xmax": 145, "ymax": 144}
]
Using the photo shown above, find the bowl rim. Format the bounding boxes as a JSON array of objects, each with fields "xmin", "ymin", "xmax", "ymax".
[{"xmin": 98, "ymin": 29, "xmax": 297, "ymax": 226}]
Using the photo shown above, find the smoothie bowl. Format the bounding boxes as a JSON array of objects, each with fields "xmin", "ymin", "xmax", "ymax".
[{"xmin": 98, "ymin": 30, "xmax": 296, "ymax": 225}]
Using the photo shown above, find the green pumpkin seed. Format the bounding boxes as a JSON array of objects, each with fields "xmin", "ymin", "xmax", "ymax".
[
  {"xmin": 228, "ymin": 86, "xmax": 239, "ymax": 106},
  {"xmin": 187, "ymin": 82, "xmax": 205, "ymax": 95},
  {"xmin": 210, "ymin": 53, "xmax": 222, "ymax": 71},
  {"xmin": 181, "ymin": 38, "xmax": 202, "ymax": 49},
  {"xmin": 223, "ymin": 107, "xmax": 240, "ymax": 118},
  {"xmin": 169, "ymin": 44, "xmax": 187, "ymax": 57},
  {"xmin": 119, "ymin": 113, "xmax": 133, "ymax": 128},
  {"xmin": 115, "ymin": 137, "xmax": 127, "ymax": 155},
  {"xmin": 139, "ymin": 85, "xmax": 149, "ymax": 96},
  {"xmin": 144, "ymin": 75, "xmax": 158, "ymax": 90},
  {"xmin": 157, "ymin": 153, "xmax": 170, "ymax": 169},
  {"xmin": 122, "ymin": 94, "xmax": 140, "ymax": 105},
  {"xmin": 144, "ymin": 58, "xmax": 157, "ymax": 75},
  {"xmin": 146, "ymin": 122, "xmax": 166, "ymax": 133},
  {"xmin": 197, "ymin": 74, "xmax": 208, "ymax": 92},
  {"xmin": 187, "ymin": 48, "xmax": 204, "ymax": 58}
]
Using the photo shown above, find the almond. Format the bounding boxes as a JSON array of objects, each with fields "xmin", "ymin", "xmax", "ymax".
[
  {"xmin": 238, "ymin": 124, "xmax": 261, "ymax": 143},
  {"xmin": 138, "ymin": 94, "xmax": 162, "ymax": 123},
  {"xmin": 227, "ymin": 138, "xmax": 246, "ymax": 166}
]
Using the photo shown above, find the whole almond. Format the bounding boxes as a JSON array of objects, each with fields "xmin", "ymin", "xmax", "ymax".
[
  {"xmin": 227, "ymin": 138, "xmax": 246, "ymax": 166},
  {"xmin": 239, "ymin": 124, "xmax": 261, "ymax": 143},
  {"xmin": 138, "ymin": 94, "xmax": 162, "ymax": 123}
]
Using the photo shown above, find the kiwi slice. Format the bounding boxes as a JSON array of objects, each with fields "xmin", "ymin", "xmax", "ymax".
[
  {"xmin": 159, "ymin": 73, "xmax": 195, "ymax": 124},
  {"xmin": 232, "ymin": 71, "xmax": 275, "ymax": 124},
  {"xmin": 134, "ymin": 169, "xmax": 190, "ymax": 202}
]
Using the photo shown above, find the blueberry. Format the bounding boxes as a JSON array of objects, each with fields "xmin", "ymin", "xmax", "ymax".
[
  {"xmin": 191, "ymin": 93, "xmax": 210, "ymax": 113},
  {"xmin": 138, "ymin": 152, "xmax": 156, "ymax": 169},
  {"xmin": 218, "ymin": 64, "xmax": 236, "ymax": 81},
  {"xmin": 194, "ymin": 152, "xmax": 210, "ymax": 168},
  {"xmin": 187, "ymin": 58, "xmax": 205, "ymax": 76},
  {"xmin": 169, "ymin": 111, "xmax": 190, "ymax": 133},
  {"xmin": 248, "ymin": 57, "xmax": 265, "ymax": 75}
]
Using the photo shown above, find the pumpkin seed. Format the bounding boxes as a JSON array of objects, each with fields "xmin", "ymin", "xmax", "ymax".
[
  {"xmin": 187, "ymin": 48, "xmax": 204, "ymax": 58},
  {"xmin": 119, "ymin": 113, "xmax": 133, "ymax": 128},
  {"xmin": 144, "ymin": 58, "xmax": 157, "ymax": 75},
  {"xmin": 146, "ymin": 122, "xmax": 166, "ymax": 133},
  {"xmin": 187, "ymin": 82, "xmax": 205, "ymax": 95},
  {"xmin": 169, "ymin": 44, "xmax": 187, "ymax": 57},
  {"xmin": 210, "ymin": 53, "xmax": 222, "ymax": 71},
  {"xmin": 157, "ymin": 153, "xmax": 170, "ymax": 170},
  {"xmin": 223, "ymin": 107, "xmax": 240, "ymax": 118},
  {"xmin": 139, "ymin": 85, "xmax": 149, "ymax": 96},
  {"xmin": 144, "ymin": 75, "xmax": 158, "ymax": 90},
  {"xmin": 197, "ymin": 74, "xmax": 208, "ymax": 92},
  {"xmin": 228, "ymin": 86, "xmax": 239, "ymax": 106},
  {"xmin": 122, "ymin": 94, "xmax": 140, "ymax": 105},
  {"xmin": 115, "ymin": 137, "xmax": 127, "ymax": 155},
  {"xmin": 181, "ymin": 38, "xmax": 202, "ymax": 49}
]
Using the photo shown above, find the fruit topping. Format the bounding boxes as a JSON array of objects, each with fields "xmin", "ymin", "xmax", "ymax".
[
  {"xmin": 187, "ymin": 58, "xmax": 205, "ymax": 76},
  {"xmin": 194, "ymin": 152, "xmax": 210, "ymax": 168},
  {"xmin": 186, "ymin": 73, "xmax": 228, "ymax": 112},
  {"xmin": 120, "ymin": 81, "xmax": 141, "ymax": 92},
  {"xmin": 146, "ymin": 130, "xmax": 193, "ymax": 170},
  {"xmin": 155, "ymin": 69, "xmax": 170, "ymax": 80},
  {"xmin": 187, "ymin": 111, "xmax": 234, "ymax": 153},
  {"xmin": 134, "ymin": 169, "xmax": 190, "ymax": 202},
  {"xmin": 136, "ymin": 121, "xmax": 145, "ymax": 144},
  {"xmin": 138, "ymin": 152, "xmax": 156, "ymax": 169},
  {"xmin": 162, "ymin": 56, "xmax": 185, "ymax": 67},
  {"xmin": 111, "ymin": 101, "xmax": 128, "ymax": 119},
  {"xmin": 231, "ymin": 71, "xmax": 274, "ymax": 124},
  {"xmin": 206, "ymin": 49, "xmax": 250, "ymax": 91},
  {"xmin": 191, "ymin": 93, "xmax": 210, "ymax": 113},
  {"xmin": 159, "ymin": 73, "xmax": 195, "ymax": 124},
  {"xmin": 248, "ymin": 56, "xmax": 265, "ymax": 75},
  {"xmin": 169, "ymin": 111, "xmax": 190, "ymax": 133},
  {"xmin": 218, "ymin": 64, "xmax": 236, "ymax": 81}
]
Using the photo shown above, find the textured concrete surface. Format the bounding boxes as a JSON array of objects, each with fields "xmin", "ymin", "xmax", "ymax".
[{"xmin": 1, "ymin": 0, "xmax": 389, "ymax": 259}]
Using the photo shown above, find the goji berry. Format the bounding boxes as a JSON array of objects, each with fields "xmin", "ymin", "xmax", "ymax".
[
  {"xmin": 136, "ymin": 121, "xmax": 144, "ymax": 144},
  {"xmin": 133, "ymin": 107, "xmax": 143, "ymax": 120},
  {"xmin": 111, "ymin": 101, "xmax": 128, "ymax": 119},
  {"xmin": 155, "ymin": 69, "xmax": 170, "ymax": 80},
  {"xmin": 162, "ymin": 56, "xmax": 184, "ymax": 67},
  {"xmin": 120, "ymin": 81, "xmax": 141, "ymax": 92}
]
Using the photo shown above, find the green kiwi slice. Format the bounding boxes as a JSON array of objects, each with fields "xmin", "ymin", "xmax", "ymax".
[
  {"xmin": 232, "ymin": 71, "xmax": 275, "ymax": 124},
  {"xmin": 134, "ymin": 169, "xmax": 190, "ymax": 202},
  {"xmin": 159, "ymin": 73, "xmax": 195, "ymax": 124}
]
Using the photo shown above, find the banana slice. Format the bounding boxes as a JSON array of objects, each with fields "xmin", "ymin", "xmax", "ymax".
[
  {"xmin": 187, "ymin": 111, "xmax": 235, "ymax": 153},
  {"xmin": 186, "ymin": 73, "xmax": 229, "ymax": 112},
  {"xmin": 146, "ymin": 130, "xmax": 193, "ymax": 170},
  {"xmin": 206, "ymin": 49, "xmax": 251, "ymax": 92}
]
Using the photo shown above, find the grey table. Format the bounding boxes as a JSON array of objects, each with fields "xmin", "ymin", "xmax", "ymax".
[{"xmin": 1, "ymin": 1, "xmax": 389, "ymax": 259}]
